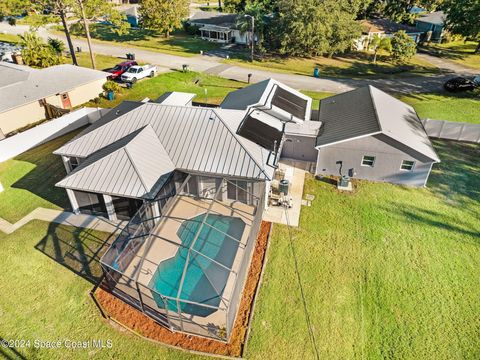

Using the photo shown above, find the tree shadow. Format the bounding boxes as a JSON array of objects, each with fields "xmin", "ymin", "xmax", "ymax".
[
  {"xmin": 0, "ymin": 341, "xmax": 28, "ymax": 360},
  {"xmin": 35, "ymin": 220, "xmax": 117, "ymax": 284},
  {"xmin": 418, "ymin": 43, "xmax": 475, "ymax": 61}
]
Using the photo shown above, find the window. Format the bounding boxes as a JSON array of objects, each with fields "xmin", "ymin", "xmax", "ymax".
[
  {"xmin": 69, "ymin": 157, "xmax": 79, "ymax": 171},
  {"xmin": 400, "ymin": 160, "xmax": 415, "ymax": 171},
  {"xmin": 361, "ymin": 155, "xmax": 375, "ymax": 167}
]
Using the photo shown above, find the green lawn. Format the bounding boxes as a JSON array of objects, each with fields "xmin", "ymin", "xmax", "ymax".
[
  {"xmin": 400, "ymin": 92, "xmax": 480, "ymax": 124},
  {"xmin": 0, "ymin": 221, "xmax": 204, "ymax": 360},
  {"xmin": 0, "ymin": 33, "xmax": 20, "ymax": 44},
  {"xmin": 424, "ymin": 41, "xmax": 480, "ymax": 70},
  {"xmin": 58, "ymin": 23, "xmax": 221, "ymax": 57},
  {"xmin": 71, "ymin": 52, "xmax": 125, "ymax": 70},
  {"xmin": 246, "ymin": 140, "xmax": 480, "ymax": 360},
  {"xmin": 0, "ymin": 131, "xmax": 79, "ymax": 223},
  {"xmin": 225, "ymin": 51, "xmax": 441, "ymax": 79}
]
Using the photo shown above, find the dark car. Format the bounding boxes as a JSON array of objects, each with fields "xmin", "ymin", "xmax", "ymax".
[
  {"xmin": 106, "ymin": 60, "xmax": 138, "ymax": 80},
  {"xmin": 444, "ymin": 77, "xmax": 476, "ymax": 92}
]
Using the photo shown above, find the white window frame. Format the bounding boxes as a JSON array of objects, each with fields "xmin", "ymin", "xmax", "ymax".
[
  {"xmin": 400, "ymin": 160, "xmax": 416, "ymax": 171},
  {"xmin": 361, "ymin": 155, "xmax": 376, "ymax": 167}
]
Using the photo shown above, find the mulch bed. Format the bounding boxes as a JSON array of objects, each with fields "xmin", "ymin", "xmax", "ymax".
[{"xmin": 95, "ymin": 221, "xmax": 272, "ymax": 358}]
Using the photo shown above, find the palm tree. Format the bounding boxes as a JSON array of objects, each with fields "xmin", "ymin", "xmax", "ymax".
[{"xmin": 369, "ymin": 34, "xmax": 392, "ymax": 64}]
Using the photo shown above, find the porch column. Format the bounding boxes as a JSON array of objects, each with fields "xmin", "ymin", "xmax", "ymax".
[
  {"xmin": 103, "ymin": 194, "xmax": 117, "ymax": 221},
  {"xmin": 66, "ymin": 189, "xmax": 80, "ymax": 215},
  {"xmin": 61, "ymin": 155, "xmax": 71, "ymax": 174},
  {"xmin": 152, "ymin": 202, "xmax": 161, "ymax": 218}
]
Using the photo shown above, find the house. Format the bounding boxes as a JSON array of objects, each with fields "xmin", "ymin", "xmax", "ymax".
[
  {"xmin": 415, "ymin": 11, "xmax": 446, "ymax": 43},
  {"xmin": 188, "ymin": 11, "xmax": 249, "ymax": 45},
  {"xmin": 117, "ymin": 4, "xmax": 139, "ymax": 27},
  {"xmin": 0, "ymin": 62, "xmax": 107, "ymax": 139},
  {"xmin": 355, "ymin": 18, "xmax": 423, "ymax": 50},
  {"xmin": 53, "ymin": 84, "xmax": 311, "ymax": 341},
  {"xmin": 314, "ymin": 86, "xmax": 440, "ymax": 187}
]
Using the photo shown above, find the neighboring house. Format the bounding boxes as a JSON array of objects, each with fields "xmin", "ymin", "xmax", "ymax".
[
  {"xmin": 314, "ymin": 86, "xmax": 440, "ymax": 187},
  {"xmin": 53, "ymin": 84, "xmax": 310, "ymax": 341},
  {"xmin": 0, "ymin": 62, "xmax": 107, "ymax": 139},
  {"xmin": 188, "ymin": 11, "xmax": 248, "ymax": 45},
  {"xmin": 415, "ymin": 11, "xmax": 446, "ymax": 43},
  {"xmin": 355, "ymin": 18, "xmax": 423, "ymax": 50},
  {"xmin": 117, "ymin": 4, "xmax": 139, "ymax": 27}
]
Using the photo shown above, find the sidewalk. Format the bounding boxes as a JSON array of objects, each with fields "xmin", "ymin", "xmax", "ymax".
[{"xmin": 0, "ymin": 207, "xmax": 125, "ymax": 234}]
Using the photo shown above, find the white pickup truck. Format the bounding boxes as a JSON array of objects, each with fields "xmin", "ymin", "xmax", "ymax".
[{"xmin": 120, "ymin": 64, "xmax": 156, "ymax": 83}]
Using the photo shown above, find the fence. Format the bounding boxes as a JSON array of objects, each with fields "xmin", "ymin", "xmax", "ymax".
[
  {"xmin": 0, "ymin": 107, "xmax": 110, "ymax": 163},
  {"xmin": 422, "ymin": 119, "xmax": 480, "ymax": 143}
]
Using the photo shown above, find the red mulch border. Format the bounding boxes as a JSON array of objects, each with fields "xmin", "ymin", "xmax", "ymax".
[{"xmin": 93, "ymin": 221, "xmax": 272, "ymax": 358}]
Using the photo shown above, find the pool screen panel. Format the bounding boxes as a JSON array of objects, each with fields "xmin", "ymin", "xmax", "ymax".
[
  {"xmin": 271, "ymin": 87, "xmax": 308, "ymax": 120},
  {"xmin": 237, "ymin": 115, "xmax": 283, "ymax": 151}
]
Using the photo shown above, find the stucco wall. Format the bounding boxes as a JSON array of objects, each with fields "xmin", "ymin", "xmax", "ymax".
[
  {"xmin": 315, "ymin": 135, "xmax": 434, "ymax": 187},
  {"xmin": 281, "ymin": 135, "xmax": 318, "ymax": 162},
  {"xmin": 0, "ymin": 78, "xmax": 105, "ymax": 135}
]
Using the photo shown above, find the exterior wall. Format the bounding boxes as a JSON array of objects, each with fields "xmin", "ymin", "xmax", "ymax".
[
  {"xmin": 315, "ymin": 135, "xmax": 435, "ymax": 187},
  {"xmin": 281, "ymin": 135, "xmax": 318, "ymax": 162},
  {"xmin": 0, "ymin": 78, "xmax": 105, "ymax": 136},
  {"xmin": 0, "ymin": 101, "xmax": 46, "ymax": 135},
  {"xmin": 416, "ymin": 21, "xmax": 444, "ymax": 42}
]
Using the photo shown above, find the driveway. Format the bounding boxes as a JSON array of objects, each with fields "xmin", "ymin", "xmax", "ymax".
[{"xmin": 0, "ymin": 22, "xmax": 467, "ymax": 94}]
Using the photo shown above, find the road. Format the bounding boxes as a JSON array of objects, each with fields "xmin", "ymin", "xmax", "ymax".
[{"xmin": 1, "ymin": 22, "xmax": 475, "ymax": 94}]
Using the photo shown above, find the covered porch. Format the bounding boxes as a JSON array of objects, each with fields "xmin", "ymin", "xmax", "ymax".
[{"xmin": 200, "ymin": 25, "xmax": 233, "ymax": 43}]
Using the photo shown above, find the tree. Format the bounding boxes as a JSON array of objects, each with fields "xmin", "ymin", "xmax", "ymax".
[
  {"xmin": 365, "ymin": 0, "xmax": 443, "ymax": 23},
  {"xmin": 48, "ymin": 37, "xmax": 66, "ymax": 54},
  {"xmin": 443, "ymin": 0, "xmax": 480, "ymax": 53},
  {"xmin": 20, "ymin": 31, "xmax": 62, "ymax": 68},
  {"xmin": 0, "ymin": 0, "xmax": 30, "ymax": 17},
  {"xmin": 369, "ymin": 34, "xmax": 392, "ymax": 63},
  {"xmin": 71, "ymin": 0, "xmax": 129, "ymax": 69},
  {"xmin": 390, "ymin": 30, "xmax": 417, "ymax": 63},
  {"xmin": 224, "ymin": 0, "xmax": 247, "ymax": 12},
  {"xmin": 237, "ymin": 1, "xmax": 271, "ymax": 55},
  {"xmin": 275, "ymin": 0, "xmax": 361, "ymax": 57},
  {"xmin": 139, "ymin": 0, "xmax": 189, "ymax": 38}
]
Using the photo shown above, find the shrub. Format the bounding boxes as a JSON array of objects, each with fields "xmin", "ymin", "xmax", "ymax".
[
  {"xmin": 103, "ymin": 80, "xmax": 121, "ymax": 93},
  {"xmin": 390, "ymin": 31, "xmax": 417, "ymax": 64}
]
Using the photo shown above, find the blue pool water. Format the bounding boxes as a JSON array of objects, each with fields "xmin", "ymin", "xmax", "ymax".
[{"xmin": 148, "ymin": 213, "xmax": 245, "ymax": 316}]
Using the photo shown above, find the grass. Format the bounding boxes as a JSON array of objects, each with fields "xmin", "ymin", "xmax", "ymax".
[
  {"xmin": 0, "ymin": 221, "xmax": 205, "ymax": 360},
  {"xmin": 57, "ymin": 23, "xmax": 221, "ymax": 57},
  {"xmin": 0, "ymin": 131, "xmax": 79, "ymax": 223},
  {"xmin": 0, "ymin": 33, "xmax": 21, "ymax": 44},
  {"xmin": 424, "ymin": 41, "xmax": 480, "ymax": 70},
  {"xmin": 246, "ymin": 140, "xmax": 480, "ymax": 360},
  {"xmin": 399, "ymin": 92, "xmax": 480, "ymax": 124},
  {"xmin": 71, "ymin": 52, "xmax": 133, "ymax": 70},
  {"xmin": 225, "ymin": 51, "xmax": 441, "ymax": 79}
]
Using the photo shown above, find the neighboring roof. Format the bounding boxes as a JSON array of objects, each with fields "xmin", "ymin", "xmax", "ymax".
[
  {"xmin": 416, "ymin": 11, "xmax": 446, "ymax": 25},
  {"xmin": 57, "ymin": 125, "xmax": 175, "ymax": 199},
  {"xmin": 220, "ymin": 78, "xmax": 312, "ymax": 123},
  {"xmin": 189, "ymin": 11, "xmax": 238, "ymax": 28},
  {"xmin": 361, "ymin": 19, "xmax": 421, "ymax": 34},
  {"xmin": 0, "ymin": 63, "xmax": 108, "ymax": 113},
  {"xmin": 55, "ymin": 103, "xmax": 274, "ymax": 185},
  {"xmin": 316, "ymin": 86, "xmax": 440, "ymax": 162},
  {"xmin": 154, "ymin": 92, "xmax": 196, "ymax": 106}
]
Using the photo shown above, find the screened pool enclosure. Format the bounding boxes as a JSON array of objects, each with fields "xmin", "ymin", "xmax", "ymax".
[{"xmin": 100, "ymin": 172, "xmax": 265, "ymax": 341}]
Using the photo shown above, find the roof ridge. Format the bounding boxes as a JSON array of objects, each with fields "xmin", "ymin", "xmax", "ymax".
[
  {"xmin": 212, "ymin": 108, "xmax": 270, "ymax": 179},
  {"xmin": 368, "ymin": 85, "xmax": 383, "ymax": 132},
  {"xmin": 123, "ymin": 145, "xmax": 149, "ymax": 193}
]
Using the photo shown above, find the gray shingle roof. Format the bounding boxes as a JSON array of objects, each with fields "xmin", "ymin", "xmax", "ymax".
[
  {"xmin": 56, "ymin": 125, "xmax": 175, "ymax": 199},
  {"xmin": 55, "ymin": 103, "xmax": 274, "ymax": 191},
  {"xmin": 189, "ymin": 11, "xmax": 238, "ymax": 28},
  {"xmin": 0, "ymin": 63, "xmax": 107, "ymax": 113},
  {"xmin": 316, "ymin": 86, "xmax": 440, "ymax": 162}
]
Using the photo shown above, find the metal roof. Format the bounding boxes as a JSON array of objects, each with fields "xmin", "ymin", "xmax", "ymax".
[
  {"xmin": 0, "ymin": 63, "xmax": 108, "ymax": 113},
  {"xmin": 56, "ymin": 125, "xmax": 175, "ymax": 199},
  {"xmin": 417, "ymin": 11, "xmax": 446, "ymax": 25},
  {"xmin": 316, "ymin": 86, "xmax": 440, "ymax": 162},
  {"xmin": 220, "ymin": 78, "xmax": 312, "ymax": 123},
  {"xmin": 55, "ymin": 103, "xmax": 274, "ymax": 188},
  {"xmin": 153, "ymin": 92, "xmax": 196, "ymax": 106}
]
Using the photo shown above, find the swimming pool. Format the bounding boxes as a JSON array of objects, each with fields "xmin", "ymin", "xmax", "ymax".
[{"xmin": 148, "ymin": 213, "xmax": 245, "ymax": 316}]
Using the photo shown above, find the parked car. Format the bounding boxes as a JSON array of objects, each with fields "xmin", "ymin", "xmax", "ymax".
[
  {"xmin": 106, "ymin": 60, "xmax": 137, "ymax": 80},
  {"xmin": 444, "ymin": 77, "xmax": 477, "ymax": 92},
  {"xmin": 120, "ymin": 64, "xmax": 156, "ymax": 83}
]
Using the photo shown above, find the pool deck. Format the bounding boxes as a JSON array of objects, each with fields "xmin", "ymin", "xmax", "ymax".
[{"xmin": 119, "ymin": 195, "xmax": 256, "ymax": 336}]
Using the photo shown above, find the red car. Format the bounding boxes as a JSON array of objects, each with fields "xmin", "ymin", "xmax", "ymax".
[{"xmin": 106, "ymin": 61, "xmax": 138, "ymax": 80}]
